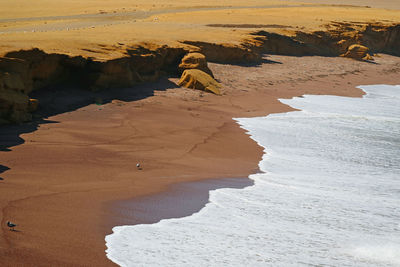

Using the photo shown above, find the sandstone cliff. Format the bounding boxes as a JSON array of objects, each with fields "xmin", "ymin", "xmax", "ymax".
[
  {"xmin": 0, "ymin": 22, "xmax": 399, "ymax": 125},
  {"xmin": 0, "ymin": 46, "xmax": 187, "ymax": 124}
]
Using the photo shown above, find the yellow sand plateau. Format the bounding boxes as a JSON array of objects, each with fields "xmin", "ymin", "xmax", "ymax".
[{"xmin": 1, "ymin": 0, "xmax": 399, "ymax": 60}]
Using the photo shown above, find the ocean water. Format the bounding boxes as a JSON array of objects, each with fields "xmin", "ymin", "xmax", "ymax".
[{"xmin": 105, "ymin": 84, "xmax": 400, "ymax": 267}]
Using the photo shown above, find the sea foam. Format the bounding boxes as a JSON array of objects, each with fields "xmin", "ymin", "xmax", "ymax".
[{"xmin": 106, "ymin": 84, "xmax": 400, "ymax": 267}]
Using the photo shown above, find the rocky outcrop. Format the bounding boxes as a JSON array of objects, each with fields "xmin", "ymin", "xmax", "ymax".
[
  {"xmin": 178, "ymin": 53, "xmax": 214, "ymax": 77},
  {"xmin": 342, "ymin": 44, "xmax": 372, "ymax": 60},
  {"xmin": 178, "ymin": 69, "xmax": 221, "ymax": 95},
  {"xmin": 0, "ymin": 46, "xmax": 187, "ymax": 124},
  {"xmin": 5, "ymin": 49, "xmax": 69, "ymax": 92}
]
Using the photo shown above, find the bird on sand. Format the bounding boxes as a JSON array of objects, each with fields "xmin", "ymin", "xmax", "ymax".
[
  {"xmin": 7, "ymin": 221, "xmax": 17, "ymax": 231},
  {"xmin": 136, "ymin": 163, "xmax": 142, "ymax": 170}
]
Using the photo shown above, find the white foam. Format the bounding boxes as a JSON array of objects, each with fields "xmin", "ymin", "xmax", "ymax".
[
  {"xmin": 106, "ymin": 85, "xmax": 400, "ymax": 266},
  {"xmin": 351, "ymin": 243, "xmax": 400, "ymax": 266}
]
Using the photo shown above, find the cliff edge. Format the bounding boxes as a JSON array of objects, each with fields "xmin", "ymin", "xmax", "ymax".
[{"xmin": 1, "ymin": 1, "xmax": 400, "ymax": 124}]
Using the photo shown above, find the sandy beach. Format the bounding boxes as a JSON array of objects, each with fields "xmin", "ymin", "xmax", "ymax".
[
  {"xmin": 1, "ymin": 0, "xmax": 400, "ymax": 265},
  {"xmin": 1, "ymin": 54, "xmax": 400, "ymax": 265}
]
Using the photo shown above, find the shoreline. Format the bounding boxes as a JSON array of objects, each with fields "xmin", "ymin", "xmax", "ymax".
[
  {"xmin": 106, "ymin": 83, "xmax": 400, "ymax": 266},
  {"xmin": 107, "ymin": 177, "xmax": 254, "ymax": 227},
  {"xmin": 1, "ymin": 54, "xmax": 400, "ymax": 265}
]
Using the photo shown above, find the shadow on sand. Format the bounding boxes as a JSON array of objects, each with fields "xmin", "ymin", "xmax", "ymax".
[
  {"xmin": 218, "ymin": 56, "xmax": 283, "ymax": 68},
  {"xmin": 0, "ymin": 76, "xmax": 179, "ymax": 179}
]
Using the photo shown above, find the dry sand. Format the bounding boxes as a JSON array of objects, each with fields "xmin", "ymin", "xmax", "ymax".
[
  {"xmin": 1, "ymin": 0, "xmax": 400, "ymax": 265},
  {"xmin": 1, "ymin": 54, "xmax": 400, "ymax": 266}
]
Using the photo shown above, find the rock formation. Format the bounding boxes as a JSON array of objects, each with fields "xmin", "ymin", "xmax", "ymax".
[
  {"xmin": 0, "ymin": 22, "xmax": 400, "ymax": 125},
  {"xmin": 178, "ymin": 53, "xmax": 214, "ymax": 77},
  {"xmin": 342, "ymin": 44, "xmax": 373, "ymax": 60},
  {"xmin": 0, "ymin": 46, "xmax": 187, "ymax": 124},
  {"xmin": 178, "ymin": 69, "xmax": 221, "ymax": 95}
]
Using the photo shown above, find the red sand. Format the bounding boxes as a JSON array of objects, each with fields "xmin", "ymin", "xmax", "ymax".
[{"xmin": 1, "ymin": 55, "xmax": 400, "ymax": 266}]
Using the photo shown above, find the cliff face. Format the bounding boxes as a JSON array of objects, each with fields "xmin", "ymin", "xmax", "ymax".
[
  {"xmin": 182, "ymin": 41, "xmax": 261, "ymax": 64},
  {"xmin": 361, "ymin": 24, "xmax": 400, "ymax": 56},
  {"xmin": 251, "ymin": 22, "xmax": 400, "ymax": 57},
  {"xmin": 0, "ymin": 57, "xmax": 33, "ymax": 124},
  {"xmin": 0, "ymin": 46, "xmax": 187, "ymax": 124},
  {"xmin": 0, "ymin": 23, "xmax": 399, "ymax": 125}
]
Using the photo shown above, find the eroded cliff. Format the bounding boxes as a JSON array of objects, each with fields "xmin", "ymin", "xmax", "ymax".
[
  {"xmin": 250, "ymin": 22, "xmax": 400, "ymax": 56},
  {"xmin": 0, "ymin": 46, "xmax": 187, "ymax": 124},
  {"xmin": 0, "ymin": 22, "xmax": 399, "ymax": 125}
]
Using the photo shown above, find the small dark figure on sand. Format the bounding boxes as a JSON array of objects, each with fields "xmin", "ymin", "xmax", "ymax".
[
  {"xmin": 136, "ymin": 163, "xmax": 142, "ymax": 170},
  {"xmin": 7, "ymin": 221, "xmax": 17, "ymax": 231}
]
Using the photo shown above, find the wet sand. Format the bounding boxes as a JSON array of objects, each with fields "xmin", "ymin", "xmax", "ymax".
[
  {"xmin": 109, "ymin": 178, "xmax": 254, "ymax": 227},
  {"xmin": 1, "ymin": 54, "xmax": 400, "ymax": 266}
]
